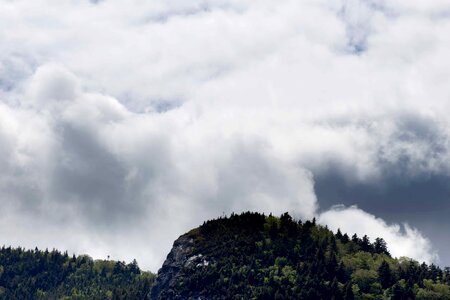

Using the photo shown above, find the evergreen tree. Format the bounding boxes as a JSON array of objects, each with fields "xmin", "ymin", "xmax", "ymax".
[
  {"xmin": 378, "ymin": 261, "xmax": 394, "ymax": 289},
  {"xmin": 374, "ymin": 237, "xmax": 389, "ymax": 255},
  {"xmin": 341, "ymin": 233, "xmax": 350, "ymax": 244},
  {"xmin": 330, "ymin": 277, "xmax": 342, "ymax": 300},
  {"xmin": 360, "ymin": 235, "xmax": 372, "ymax": 252},
  {"xmin": 391, "ymin": 282, "xmax": 405, "ymax": 300},
  {"xmin": 343, "ymin": 282, "xmax": 354, "ymax": 300}
]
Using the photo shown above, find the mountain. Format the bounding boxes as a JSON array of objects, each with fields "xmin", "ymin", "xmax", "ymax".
[
  {"xmin": 151, "ymin": 212, "xmax": 450, "ymax": 299},
  {"xmin": 1, "ymin": 212, "xmax": 450, "ymax": 299}
]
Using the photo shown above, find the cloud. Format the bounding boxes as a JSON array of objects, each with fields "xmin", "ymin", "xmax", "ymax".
[
  {"xmin": 1, "ymin": 0, "xmax": 450, "ymax": 270},
  {"xmin": 319, "ymin": 205, "xmax": 437, "ymax": 264},
  {"xmin": 0, "ymin": 64, "xmax": 321, "ymax": 270},
  {"xmin": 26, "ymin": 63, "xmax": 80, "ymax": 105}
]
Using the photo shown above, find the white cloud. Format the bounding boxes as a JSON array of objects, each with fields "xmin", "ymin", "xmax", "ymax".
[
  {"xmin": 319, "ymin": 205, "xmax": 438, "ymax": 264},
  {"xmin": 26, "ymin": 63, "xmax": 80, "ymax": 105}
]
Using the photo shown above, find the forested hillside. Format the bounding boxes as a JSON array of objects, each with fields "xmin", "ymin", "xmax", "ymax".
[
  {"xmin": 152, "ymin": 212, "xmax": 450, "ymax": 299},
  {"xmin": 0, "ymin": 246, "xmax": 154, "ymax": 299},
  {"xmin": 1, "ymin": 212, "xmax": 450, "ymax": 299}
]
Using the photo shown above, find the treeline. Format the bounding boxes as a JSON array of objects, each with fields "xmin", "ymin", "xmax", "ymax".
[
  {"xmin": 2, "ymin": 212, "xmax": 450, "ymax": 299},
  {"xmin": 0, "ymin": 246, "xmax": 155, "ymax": 299},
  {"xmin": 164, "ymin": 212, "xmax": 450, "ymax": 299}
]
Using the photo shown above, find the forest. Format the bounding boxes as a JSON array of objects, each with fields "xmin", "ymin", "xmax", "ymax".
[
  {"xmin": 0, "ymin": 246, "xmax": 154, "ymax": 299},
  {"xmin": 2, "ymin": 212, "xmax": 450, "ymax": 299},
  {"xmin": 153, "ymin": 212, "xmax": 450, "ymax": 299}
]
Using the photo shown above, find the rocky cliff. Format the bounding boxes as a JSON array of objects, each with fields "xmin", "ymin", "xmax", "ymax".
[
  {"xmin": 149, "ymin": 212, "xmax": 447, "ymax": 299},
  {"xmin": 150, "ymin": 231, "xmax": 212, "ymax": 300}
]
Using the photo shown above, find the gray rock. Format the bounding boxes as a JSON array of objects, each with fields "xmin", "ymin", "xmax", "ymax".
[{"xmin": 149, "ymin": 234, "xmax": 195, "ymax": 300}]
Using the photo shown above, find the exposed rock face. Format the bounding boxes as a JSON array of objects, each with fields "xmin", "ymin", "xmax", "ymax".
[{"xmin": 150, "ymin": 233, "xmax": 207, "ymax": 299}]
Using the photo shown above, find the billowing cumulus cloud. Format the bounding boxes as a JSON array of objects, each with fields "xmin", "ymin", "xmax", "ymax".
[
  {"xmin": 1, "ymin": 64, "xmax": 320, "ymax": 269},
  {"xmin": 319, "ymin": 205, "xmax": 437, "ymax": 264},
  {"xmin": 1, "ymin": 0, "xmax": 450, "ymax": 270}
]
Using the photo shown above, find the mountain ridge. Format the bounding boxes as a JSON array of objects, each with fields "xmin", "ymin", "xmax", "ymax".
[
  {"xmin": 150, "ymin": 212, "xmax": 450, "ymax": 299},
  {"xmin": 1, "ymin": 212, "xmax": 449, "ymax": 299}
]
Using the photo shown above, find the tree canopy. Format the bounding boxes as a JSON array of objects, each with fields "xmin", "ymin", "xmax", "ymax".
[
  {"xmin": 0, "ymin": 246, "xmax": 155, "ymax": 299},
  {"xmin": 155, "ymin": 212, "xmax": 450, "ymax": 299}
]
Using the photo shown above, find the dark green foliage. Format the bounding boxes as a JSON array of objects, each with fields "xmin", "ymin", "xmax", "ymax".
[
  {"xmin": 157, "ymin": 212, "xmax": 450, "ymax": 299},
  {"xmin": 1, "ymin": 212, "xmax": 449, "ymax": 299},
  {"xmin": 374, "ymin": 237, "xmax": 390, "ymax": 255},
  {"xmin": 378, "ymin": 260, "xmax": 394, "ymax": 289},
  {"xmin": 343, "ymin": 281, "xmax": 354, "ymax": 300},
  {"xmin": 0, "ymin": 246, "xmax": 155, "ymax": 299}
]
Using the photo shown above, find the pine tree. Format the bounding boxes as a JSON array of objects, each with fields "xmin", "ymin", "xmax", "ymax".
[
  {"xmin": 374, "ymin": 237, "xmax": 389, "ymax": 255},
  {"xmin": 343, "ymin": 282, "xmax": 354, "ymax": 300},
  {"xmin": 391, "ymin": 282, "xmax": 404, "ymax": 300},
  {"xmin": 341, "ymin": 233, "xmax": 350, "ymax": 244},
  {"xmin": 378, "ymin": 261, "xmax": 393, "ymax": 289},
  {"xmin": 330, "ymin": 277, "xmax": 342, "ymax": 300},
  {"xmin": 360, "ymin": 235, "xmax": 372, "ymax": 252}
]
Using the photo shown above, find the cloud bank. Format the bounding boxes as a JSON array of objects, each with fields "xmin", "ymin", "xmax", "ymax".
[{"xmin": 1, "ymin": 0, "xmax": 450, "ymax": 270}]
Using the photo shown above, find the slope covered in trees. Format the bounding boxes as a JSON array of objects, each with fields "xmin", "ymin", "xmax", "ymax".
[
  {"xmin": 0, "ymin": 246, "xmax": 155, "ymax": 299},
  {"xmin": 152, "ymin": 212, "xmax": 450, "ymax": 299},
  {"xmin": 1, "ymin": 212, "xmax": 449, "ymax": 299}
]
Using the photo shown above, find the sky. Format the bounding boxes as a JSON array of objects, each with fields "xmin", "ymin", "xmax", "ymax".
[{"xmin": 1, "ymin": 0, "xmax": 450, "ymax": 271}]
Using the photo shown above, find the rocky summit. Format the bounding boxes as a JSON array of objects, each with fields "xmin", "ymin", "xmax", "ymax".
[{"xmin": 150, "ymin": 212, "xmax": 450, "ymax": 299}]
